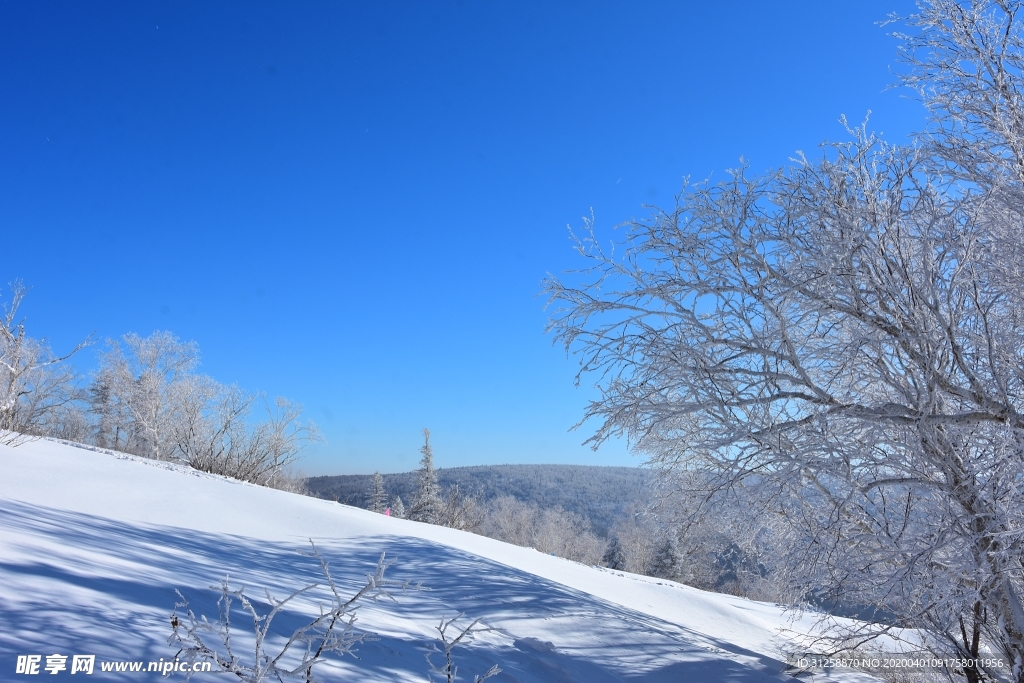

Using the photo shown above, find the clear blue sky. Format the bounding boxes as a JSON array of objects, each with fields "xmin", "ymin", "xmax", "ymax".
[{"xmin": 2, "ymin": 1, "xmax": 921, "ymax": 475}]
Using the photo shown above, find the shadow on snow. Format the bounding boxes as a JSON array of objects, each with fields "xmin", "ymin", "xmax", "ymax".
[{"xmin": 0, "ymin": 499, "xmax": 792, "ymax": 682}]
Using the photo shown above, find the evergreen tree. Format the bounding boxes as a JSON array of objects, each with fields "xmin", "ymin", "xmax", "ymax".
[
  {"xmin": 648, "ymin": 535, "xmax": 683, "ymax": 582},
  {"xmin": 602, "ymin": 535, "xmax": 626, "ymax": 570},
  {"xmin": 369, "ymin": 471, "xmax": 386, "ymax": 513},
  {"xmin": 409, "ymin": 428, "xmax": 442, "ymax": 524},
  {"xmin": 390, "ymin": 495, "xmax": 405, "ymax": 519}
]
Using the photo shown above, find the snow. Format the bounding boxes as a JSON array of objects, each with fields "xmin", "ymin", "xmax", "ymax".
[{"xmin": 0, "ymin": 438, "xmax": 878, "ymax": 681}]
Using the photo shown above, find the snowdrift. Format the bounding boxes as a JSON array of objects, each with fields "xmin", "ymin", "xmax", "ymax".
[{"xmin": 0, "ymin": 438, "xmax": 875, "ymax": 681}]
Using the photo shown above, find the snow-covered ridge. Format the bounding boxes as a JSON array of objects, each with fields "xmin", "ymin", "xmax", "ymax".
[
  {"xmin": 0, "ymin": 438, "xmax": 874, "ymax": 681},
  {"xmin": 44, "ymin": 437, "xmax": 233, "ymax": 479}
]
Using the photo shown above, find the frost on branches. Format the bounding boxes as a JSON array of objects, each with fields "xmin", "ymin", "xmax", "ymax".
[
  {"xmin": 170, "ymin": 542, "xmax": 408, "ymax": 682},
  {"xmin": 169, "ymin": 541, "xmax": 500, "ymax": 683},
  {"xmin": 545, "ymin": 2, "xmax": 1024, "ymax": 680},
  {"xmin": 0, "ymin": 282, "xmax": 90, "ymax": 446}
]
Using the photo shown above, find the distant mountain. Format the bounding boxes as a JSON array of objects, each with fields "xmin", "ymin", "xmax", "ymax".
[{"xmin": 305, "ymin": 464, "xmax": 654, "ymax": 537}]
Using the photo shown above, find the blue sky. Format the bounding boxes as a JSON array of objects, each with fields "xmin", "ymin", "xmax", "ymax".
[{"xmin": 1, "ymin": 1, "xmax": 921, "ymax": 475}]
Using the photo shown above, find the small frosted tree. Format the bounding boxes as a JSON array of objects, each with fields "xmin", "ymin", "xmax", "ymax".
[
  {"xmin": 391, "ymin": 495, "xmax": 406, "ymax": 519},
  {"xmin": 410, "ymin": 428, "xmax": 442, "ymax": 524},
  {"xmin": 369, "ymin": 471, "xmax": 386, "ymax": 513},
  {"xmin": 602, "ymin": 536, "xmax": 626, "ymax": 571},
  {"xmin": 438, "ymin": 484, "xmax": 482, "ymax": 532},
  {"xmin": 649, "ymin": 535, "xmax": 683, "ymax": 583},
  {"xmin": 607, "ymin": 505, "xmax": 660, "ymax": 576}
]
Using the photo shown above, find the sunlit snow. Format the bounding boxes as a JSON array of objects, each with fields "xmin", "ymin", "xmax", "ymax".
[{"xmin": 0, "ymin": 438, "xmax": 878, "ymax": 681}]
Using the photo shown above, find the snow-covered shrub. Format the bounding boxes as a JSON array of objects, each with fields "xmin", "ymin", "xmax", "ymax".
[
  {"xmin": 177, "ymin": 391, "xmax": 318, "ymax": 487},
  {"xmin": 170, "ymin": 542, "xmax": 407, "ymax": 682},
  {"xmin": 170, "ymin": 541, "xmax": 502, "ymax": 683},
  {"xmin": 265, "ymin": 467, "xmax": 309, "ymax": 495},
  {"xmin": 426, "ymin": 614, "xmax": 502, "ymax": 683}
]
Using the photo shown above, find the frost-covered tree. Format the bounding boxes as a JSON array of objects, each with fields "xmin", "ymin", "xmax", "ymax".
[
  {"xmin": 391, "ymin": 495, "xmax": 406, "ymax": 519},
  {"xmin": 607, "ymin": 505, "xmax": 660, "ymax": 576},
  {"xmin": 484, "ymin": 495, "xmax": 535, "ymax": 548},
  {"xmin": 545, "ymin": 2, "xmax": 1024, "ymax": 676},
  {"xmin": 648, "ymin": 535, "xmax": 683, "ymax": 583},
  {"xmin": 410, "ymin": 429, "xmax": 442, "ymax": 524},
  {"xmin": 437, "ymin": 483, "xmax": 482, "ymax": 531},
  {"xmin": 369, "ymin": 471, "xmax": 386, "ymax": 513},
  {"xmin": 92, "ymin": 331, "xmax": 199, "ymax": 460},
  {"xmin": 0, "ymin": 282, "xmax": 90, "ymax": 446},
  {"xmin": 88, "ymin": 374, "xmax": 131, "ymax": 452},
  {"xmin": 601, "ymin": 536, "xmax": 625, "ymax": 571}
]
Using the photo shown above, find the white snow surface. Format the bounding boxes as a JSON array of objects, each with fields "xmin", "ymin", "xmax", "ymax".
[{"xmin": 0, "ymin": 438, "xmax": 878, "ymax": 682}]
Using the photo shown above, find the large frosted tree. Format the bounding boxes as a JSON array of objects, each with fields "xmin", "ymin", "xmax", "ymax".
[
  {"xmin": 93, "ymin": 331, "xmax": 200, "ymax": 461},
  {"xmin": 545, "ymin": 2, "xmax": 1024, "ymax": 678}
]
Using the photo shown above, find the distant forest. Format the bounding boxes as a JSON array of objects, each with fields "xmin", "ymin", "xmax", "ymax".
[{"xmin": 305, "ymin": 464, "xmax": 654, "ymax": 537}]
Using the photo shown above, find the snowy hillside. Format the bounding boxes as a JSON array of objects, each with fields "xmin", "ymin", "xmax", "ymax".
[{"xmin": 0, "ymin": 439, "xmax": 876, "ymax": 681}]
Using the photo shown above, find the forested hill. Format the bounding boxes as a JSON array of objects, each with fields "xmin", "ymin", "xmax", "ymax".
[{"xmin": 305, "ymin": 464, "xmax": 654, "ymax": 536}]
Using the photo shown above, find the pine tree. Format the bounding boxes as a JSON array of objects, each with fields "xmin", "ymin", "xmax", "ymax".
[
  {"xmin": 409, "ymin": 428, "xmax": 442, "ymax": 524},
  {"xmin": 390, "ymin": 495, "xmax": 405, "ymax": 519},
  {"xmin": 369, "ymin": 471, "xmax": 386, "ymax": 513},
  {"xmin": 648, "ymin": 535, "xmax": 683, "ymax": 582},
  {"xmin": 602, "ymin": 535, "xmax": 626, "ymax": 570}
]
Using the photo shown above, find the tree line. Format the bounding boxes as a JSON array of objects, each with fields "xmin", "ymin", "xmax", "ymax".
[
  {"xmin": 307, "ymin": 463, "xmax": 652, "ymax": 536},
  {"xmin": 0, "ymin": 282, "xmax": 316, "ymax": 490},
  {"xmin": 354, "ymin": 429, "xmax": 774, "ymax": 594}
]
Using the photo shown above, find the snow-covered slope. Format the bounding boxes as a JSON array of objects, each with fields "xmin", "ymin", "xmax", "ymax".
[{"xmin": 0, "ymin": 439, "xmax": 873, "ymax": 681}]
